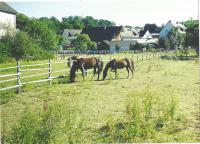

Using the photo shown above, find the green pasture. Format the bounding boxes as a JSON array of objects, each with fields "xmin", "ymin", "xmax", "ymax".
[
  {"xmin": 0, "ymin": 51, "xmax": 199, "ymax": 143},
  {"xmin": 0, "ymin": 52, "xmax": 159, "ymax": 89}
]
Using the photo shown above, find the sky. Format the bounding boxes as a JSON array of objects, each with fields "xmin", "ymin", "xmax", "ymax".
[{"xmin": 6, "ymin": 0, "xmax": 199, "ymax": 27}]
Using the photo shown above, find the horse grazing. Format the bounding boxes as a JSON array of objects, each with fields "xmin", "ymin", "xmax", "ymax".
[
  {"xmin": 67, "ymin": 55, "xmax": 80, "ymax": 67},
  {"xmin": 103, "ymin": 58, "xmax": 134, "ymax": 80},
  {"xmin": 70, "ymin": 57, "xmax": 103, "ymax": 82}
]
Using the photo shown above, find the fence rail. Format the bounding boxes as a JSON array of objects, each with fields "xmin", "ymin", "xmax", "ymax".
[{"xmin": 0, "ymin": 50, "xmax": 172, "ymax": 93}]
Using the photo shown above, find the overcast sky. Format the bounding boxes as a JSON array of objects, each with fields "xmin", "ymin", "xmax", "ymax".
[{"xmin": 7, "ymin": 0, "xmax": 199, "ymax": 27}]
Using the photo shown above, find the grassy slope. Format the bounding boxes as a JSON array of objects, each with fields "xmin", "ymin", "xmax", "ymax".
[{"xmin": 1, "ymin": 56, "xmax": 199, "ymax": 142}]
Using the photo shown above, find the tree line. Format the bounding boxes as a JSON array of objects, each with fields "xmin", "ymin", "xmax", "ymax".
[
  {"xmin": 0, "ymin": 14, "xmax": 115, "ymax": 63},
  {"xmin": 0, "ymin": 13, "xmax": 198, "ymax": 63}
]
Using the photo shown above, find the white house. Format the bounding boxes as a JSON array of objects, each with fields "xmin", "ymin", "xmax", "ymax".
[
  {"xmin": 62, "ymin": 29, "xmax": 82, "ymax": 49},
  {"xmin": 0, "ymin": 2, "xmax": 17, "ymax": 38},
  {"xmin": 159, "ymin": 20, "xmax": 186, "ymax": 40},
  {"xmin": 142, "ymin": 30, "xmax": 152, "ymax": 39}
]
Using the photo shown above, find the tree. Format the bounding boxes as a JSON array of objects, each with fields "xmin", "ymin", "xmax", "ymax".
[
  {"xmin": 25, "ymin": 19, "xmax": 59, "ymax": 50},
  {"xmin": 11, "ymin": 31, "xmax": 54, "ymax": 61},
  {"xmin": 61, "ymin": 16, "xmax": 84, "ymax": 29},
  {"xmin": 16, "ymin": 13, "xmax": 29, "ymax": 30},
  {"xmin": 61, "ymin": 16, "xmax": 115, "ymax": 29},
  {"xmin": 143, "ymin": 23, "xmax": 162, "ymax": 33},
  {"xmin": 139, "ymin": 23, "xmax": 162, "ymax": 37},
  {"xmin": 39, "ymin": 16, "xmax": 61, "ymax": 34},
  {"xmin": 183, "ymin": 19, "xmax": 199, "ymax": 49},
  {"xmin": 11, "ymin": 31, "xmax": 33, "ymax": 60},
  {"xmin": 71, "ymin": 34, "xmax": 97, "ymax": 50}
]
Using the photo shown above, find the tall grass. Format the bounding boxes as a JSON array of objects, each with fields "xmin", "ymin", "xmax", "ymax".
[
  {"xmin": 2, "ymin": 101, "xmax": 85, "ymax": 144},
  {"xmin": 97, "ymin": 89, "xmax": 185, "ymax": 142}
]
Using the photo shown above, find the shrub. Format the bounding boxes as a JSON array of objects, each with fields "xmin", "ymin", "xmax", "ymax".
[
  {"xmin": 71, "ymin": 34, "xmax": 97, "ymax": 50},
  {"xmin": 0, "ymin": 90, "xmax": 16, "ymax": 104},
  {"xmin": 3, "ymin": 102, "xmax": 85, "ymax": 144},
  {"xmin": 97, "ymin": 89, "xmax": 184, "ymax": 142}
]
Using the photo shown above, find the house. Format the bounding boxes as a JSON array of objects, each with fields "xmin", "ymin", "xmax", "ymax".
[
  {"xmin": 120, "ymin": 27, "xmax": 135, "ymax": 40},
  {"xmin": 159, "ymin": 20, "xmax": 186, "ymax": 39},
  {"xmin": 82, "ymin": 26, "xmax": 123, "ymax": 51},
  {"xmin": 159, "ymin": 20, "xmax": 186, "ymax": 48},
  {"xmin": 82, "ymin": 26, "xmax": 122, "ymax": 42},
  {"xmin": 82, "ymin": 26, "xmax": 140, "ymax": 51},
  {"xmin": 0, "ymin": 2, "xmax": 17, "ymax": 38},
  {"xmin": 128, "ymin": 29, "xmax": 159, "ymax": 47},
  {"xmin": 141, "ymin": 30, "xmax": 152, "ymax": 39},
  {"xmin": 62, "ymin": 29, "xmax": 81, "ymax": 49}
]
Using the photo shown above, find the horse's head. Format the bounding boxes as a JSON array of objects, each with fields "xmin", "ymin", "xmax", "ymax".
[
  {"xmin": 103, "ymin": 62, "xmax": 110, "ymax": 80},
  {"xmin": 103, "ymin": 69, "xmax": 107, "ymax": 80},
  {"xmin": 69, "ymin": 62, "xmax": 77, "ymax": 82}
]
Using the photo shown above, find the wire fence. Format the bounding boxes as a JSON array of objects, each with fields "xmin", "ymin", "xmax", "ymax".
[{"xmin": 0, "ymin": 49, "xmax": 173, "ymax": 93}]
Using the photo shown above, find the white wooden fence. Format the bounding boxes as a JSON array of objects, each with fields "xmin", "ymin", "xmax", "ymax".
[{"xmin": 0, "ymin": 50, "xmax": 171, "ymax": 93}]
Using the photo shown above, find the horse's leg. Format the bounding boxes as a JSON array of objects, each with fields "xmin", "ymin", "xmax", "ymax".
[
  {"xmin": 114, "ymin": 68, "xmax": 117, "ymax": 79},
  {"xmin": 97, "ymin": 67, "xmax": 101, "ymax": 80},
  {"xmin": 126, "ymin": 67, "xmax": 129, "ymax": 78},
  {"xmin": 80, "ymin": 65, "xmax": 85, "ymax": 81},
  {"xmin": 130, "ymin": 66, "xmax": 133, "ymax": 77},
  {"xmin": 91, "ymin": 68, "xmax": 96, "ymax": 80}
]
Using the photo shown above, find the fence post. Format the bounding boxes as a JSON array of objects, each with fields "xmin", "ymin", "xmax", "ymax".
[
  {"xmin": 63, "ymin": 50, "xmax": 65, "ymax": 59},
  {"xmin": 70, "ymin": 56, "xmax": 73, "ymax": 69},
  {"xmin": 48, "ymin": 59, "xmax": 52, "ymax": 85},
  {"xmin": 16, "ymin": 60, "xmax": 20, "ymax": 93},
  {"xmin": 137, "ymin": 52, "xmax": 139, "ymax": 62}
]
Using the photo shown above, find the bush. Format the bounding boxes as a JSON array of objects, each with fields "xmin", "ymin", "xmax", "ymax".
[
  {"xmin": 0, "ymin": 31, "xmax": 54, "ymax": 63},
  {"xmin": 3, "ymin": 101, "xmax": 85, "ymax": 144},
  {"xmin": 175, "ymin": 49, "xmax": 189, "ymax": 57},
  {"xmin": 71, "ymin": 34, "xmax": 97, "ymax": 50},
  {"xmin": 0, "ymin": 90, "xmax": 16, "ymax": 104},
  {"xmin": 130, "ymin": 42, "xmax": 146, "ymax": 50},
  {"xmin": 97, "ymin": 89, "xmax": 185, "ymax": 142}
]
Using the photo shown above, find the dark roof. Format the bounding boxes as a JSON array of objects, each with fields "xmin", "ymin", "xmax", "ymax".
[
  {"xmin": 139, "ymin": 29, "xmax": 147, "ymax": 37},
  {"xmin": 0, "ymin": 2, "xmax": 17, "ymax": 14},
  {"xmin": 81, "ymin": 26, "xmax": 122, "ymax": 42}
]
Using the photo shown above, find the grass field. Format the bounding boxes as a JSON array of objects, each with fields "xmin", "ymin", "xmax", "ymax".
[{"xmin": 0, "ymin": 51, "xmax": 199, "ymax": 143}]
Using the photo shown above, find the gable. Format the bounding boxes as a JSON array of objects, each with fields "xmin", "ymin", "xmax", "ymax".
[
  {"xmin": 143, "ymin": 30, "xmax": 152, "ymax": 39},
  {"xmin": 62, "ymin": 29, "xmax": 81, "ymax": 38}
]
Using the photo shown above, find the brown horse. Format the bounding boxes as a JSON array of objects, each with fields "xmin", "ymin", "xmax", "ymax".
[
  {"xmin": 103, "ymin": 58, "xmax": 134, "ymax": 80},
  {"xmin": 70, "ymin": 57, "xmax": 103, "ymax": 82}
]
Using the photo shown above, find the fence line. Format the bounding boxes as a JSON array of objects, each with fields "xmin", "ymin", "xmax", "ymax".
[{"xmin": 0, "ymin": 50, "xmax": 171, "ymax": 93}]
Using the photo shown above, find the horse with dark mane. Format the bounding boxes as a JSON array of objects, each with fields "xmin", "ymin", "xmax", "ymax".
[
  {"xmin": 70, "ymin": 57, "xmax": 103, "ymax": 82},
  {"xmin": 103, "ymin": 58, "xmax": 134, "ymax": 80},
  {"xmin": 67, "ymin": 55, "xmax": 80, "ymax": 67}
]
